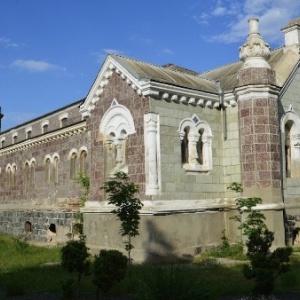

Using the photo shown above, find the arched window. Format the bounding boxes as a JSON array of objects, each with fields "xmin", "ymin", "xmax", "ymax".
[
  {"xmin": 30, "ymin": 161, "xmax": 35, "ymax": 185},
  {"xmin": 197, "ymin": 128, "xmax": 204, "ymax": 165},
  {"xmin": 281, "ymin": 106, "xmax": 300, "ymax": 178},
  {"xmin": 12, "ymin": 165, "xmax": 17, "ymax": 187},
  {"xmin": 100, "ymin": 99, "xmax": 135, "ymax": 176},
  {"xmin": 285, "ymin": 121, "xmax": 292, "ymax": 178},
  {"xmin": 181, "ymin": 127, "xmax": 189, "ymax": 164},
  {"xmin": 45, "ymin": 158, "xmax": 51, "ymax": 183},
  {"xmin": 53, "ymin": 156, "xmax": 59, "ymax": 183},
  {"xmin": 70, "ymin": 152, "xmax": 77, "ymax": 179},
  {"xmin": 179, "ymin": 114, "xmax": 213, "ymax": 172},
  {"xmin": 24, "ymin": 221, "xmax": 32, "ymax": 233},
  {"xmin": 80, "ymin": 150, "xmax": 87, "ymax": 174},
  {"xmin": 6, "ymin": 166, "xmax": 11, "ymax": 187},
  {"xmin": 24, "ymin": 162, "xmax": 30, "ymax": 187}
]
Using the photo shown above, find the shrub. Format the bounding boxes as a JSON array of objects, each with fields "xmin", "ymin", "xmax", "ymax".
[
  {"xmin": 61, "ymin": 238, "xmax": 90, "ymax": 298},
  {"xmin": 228, "ymin": 184, "xmax": 293, "ymax": 297},
  {"xmin": 93, "ymin": 249, "xmax": 128, "ymax": 299}
]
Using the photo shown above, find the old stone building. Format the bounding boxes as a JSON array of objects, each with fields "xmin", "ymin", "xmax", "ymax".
[{"xmin": 1, "ymin": 17, "xmax": 300, "ymax": 261}]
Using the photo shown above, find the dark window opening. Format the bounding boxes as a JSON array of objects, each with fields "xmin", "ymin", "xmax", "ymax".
[
  {"xmin": 49, "ymin": 223, "xmax": 56, "ymax": 233},
  {"xmin": 181, "ymin": 127, "xmax": 189, "ymax": 164},
  {"xmin": 25, "ymin": 221, "xmax": 32, "ymax": 233}
]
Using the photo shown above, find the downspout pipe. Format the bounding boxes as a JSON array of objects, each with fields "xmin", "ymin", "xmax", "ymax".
[{"xmin": 216, "ymin": 81, "xmax": 227, "ymax": 140}]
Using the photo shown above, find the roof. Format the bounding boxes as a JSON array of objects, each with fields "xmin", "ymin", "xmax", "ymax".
[
  {"xmin": 111, "ymin": 55, "xmax": 218, "ymax": 93},
  {"xmin": 111, "ymin": 47, "xmax": 300, "ymax": 94},
  {"xmin": 200, "ymin": 47, "xmax": 300, "ymax": 90}
]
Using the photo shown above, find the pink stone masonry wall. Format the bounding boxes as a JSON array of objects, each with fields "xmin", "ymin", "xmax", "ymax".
[
  {"xmin": 87, "ymin": 72, "xmax": 150, "ymax": 201},
  {"xmin": 239, "ymin": 97, "xmax": 281, "ymax": 189}
]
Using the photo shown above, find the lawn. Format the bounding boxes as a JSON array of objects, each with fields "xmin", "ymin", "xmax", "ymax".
[{"xmin": 1, "ymin": 233, "xmax": 300, "ymax": 299}]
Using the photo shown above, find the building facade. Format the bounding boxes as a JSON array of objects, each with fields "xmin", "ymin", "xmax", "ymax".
[{"xmin": 1, "ymin": 18, "xmax": 300, "ymax": 261}]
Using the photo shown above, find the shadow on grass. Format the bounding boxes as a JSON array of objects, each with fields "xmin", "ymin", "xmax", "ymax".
[{"xmin": 0, "ymin": 264, "xmax": 96, "ymax": 299}]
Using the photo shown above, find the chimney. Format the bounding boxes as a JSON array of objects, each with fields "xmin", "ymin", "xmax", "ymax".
[{"xmin": 281, "ymin": 17, "xmax": 300, "ymax": 53}]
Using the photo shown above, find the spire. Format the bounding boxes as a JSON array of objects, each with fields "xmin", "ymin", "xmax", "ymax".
[{"xmin": 239, "ymin": 18, "xmax": 271, "ymax": 69}]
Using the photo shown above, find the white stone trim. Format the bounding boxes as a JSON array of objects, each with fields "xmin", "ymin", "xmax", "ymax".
[
  {"xmin": 79, "ymin": 55, "xmax": 238, "ymax": 118},
  {"xmin": 68, "ymin": 148, "xmax": 78, "ymax": 160},
  {"xmin": 0, "ymin": 122, "xmax": 86, "ymax": 156},
  {"xmin": 59, "ymin": 112, "xmax": 68, "ymax": 121},
  {"xmin": 100, "ymin": 99, "xmax": 136, "ymax": 136},
  {"xmin": 144, "ymin": 113, "xmax": 160, "ymax": 195},
  {"xmin": 100, "ymin": 100, "xmax": 135, "ymax": 175},
  {"xmin": 178, "ymin": 114, "xmax": 213, "ymax": 172},
  {"xmin": 40, "ymin": 120, "xmax": 49, "ymax": 128},
  {"xmin": 234, "ymin": 85, "xmax": 280, "ymax": 101}
]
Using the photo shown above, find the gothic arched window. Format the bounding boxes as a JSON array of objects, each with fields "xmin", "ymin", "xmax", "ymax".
[{"xmin": 179, "ymin": 114, "xmax": 212, "ymax": 172}]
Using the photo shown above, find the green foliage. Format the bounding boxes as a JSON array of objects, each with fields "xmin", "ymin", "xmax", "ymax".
[
  {"xmin": 101, "ymin": 172, "xmax": 143, "ymax": 263},
  {"xmin": 75, "ymin": 172, "xmax": 90, "ymax": 206},
  {"xmin": 61, "ymin": 238, "xmax": 90, "ymax": 298},
  {"xmin": 73, "ymin": 172, "xmax": 90, "ymax": 238},
  {"xmin": 243, "ymin": 228, "xmax": 292, "ymax": 296},
  {"xmin": 93, "ymin": 249, "xmax": 128, "ymax": 299},
  {"xmin": 227, "ymin": 182, "xmax": 243, "ymax": 193},
  {"xmin": 228, "ymin": 184, "xmax": 293, "ymax": 296},
  {"xmin": 232, "ymin": 197, "xmax": 267, "ymax": 237},
  {"xmin": 133, "ymin": 265, "xmax": 209, "ymax": 300}
]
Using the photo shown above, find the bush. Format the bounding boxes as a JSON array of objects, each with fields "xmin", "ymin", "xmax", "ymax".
[
  {"xmin": 61, "ymin": 238, "xmax": 90, "ymax": 298},
  {"xmin": 93, "ymin": 249, "xmax": 128, "ymax": 299}
]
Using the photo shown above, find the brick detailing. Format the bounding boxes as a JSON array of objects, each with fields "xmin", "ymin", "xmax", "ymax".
[
  {"xmin": 238, "ymin": 68, "xmax": 276, "ymax": 86},
  {"xmin": 87, "ymin": 72, "xmax": 150, "ymax": 201},
  {"xmin": 239, "ymin": 97, "xmax": 281, "ymax": 188}
]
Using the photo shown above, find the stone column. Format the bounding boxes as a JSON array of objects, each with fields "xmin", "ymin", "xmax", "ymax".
[
  {"xmin": 188, "ymin": 132, "xmax": 200, "ymax": 166},
  {"xmin": 144, "ymin": 113, "xmax": 159, "ymax": 195}
]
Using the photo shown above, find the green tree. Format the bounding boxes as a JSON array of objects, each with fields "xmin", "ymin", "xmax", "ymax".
[
  {"xmin": 61, "ymin": 238, "xmax": 90, "ymax": 298},
  {"xmin": 102, "ymin": 172, "xmax": 143, "ymax": 265},
  {"xmin": 73, "ymin": 172, "xmax": 90, "ymax": 237},
  {"xmin": 93, "ymin": 249, "xmax": 128, "ymax": 299},
  {"xmin": 228, "ymin": 183, "xmax": 292, "ymax": 296}
]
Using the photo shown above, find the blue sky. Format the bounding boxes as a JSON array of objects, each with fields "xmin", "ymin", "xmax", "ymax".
[{"xmin": 0, "ymin": 0, "xmax": 300, "ymax": 131}]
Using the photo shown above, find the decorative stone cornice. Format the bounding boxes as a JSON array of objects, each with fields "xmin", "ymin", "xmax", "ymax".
[
  {"xmin": 0, "ymin": 122, "xmax": 86, "ymax": 156},
  {"xmin": 234, "ymin": 85, "xmax": 280, "ymax": 101},
  {"xmin": 79, "ymin": 56, "xmax": 238, "ymax": 116},
  {"xmin": 239, "ymin": 18, "xmax": 271, "ymax": 69}
]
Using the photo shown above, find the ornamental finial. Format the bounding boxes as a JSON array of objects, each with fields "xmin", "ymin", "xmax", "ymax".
[{"xmin": 239, "ymin": 18, "xmax": 271, "ymax": 69}]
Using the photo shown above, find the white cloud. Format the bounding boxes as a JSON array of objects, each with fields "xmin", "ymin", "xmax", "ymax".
[
  {"xmin": 199, "ymin": 0, "xmax": 300, "ymax": 45},
  {"xmin": 11, "ymin": 59, "xmax": 64, "ymax": 73},
  {"xmin": 160, "ymin": 48, "xmax": 174, "ymax": 55},
  {"xmin": 0, "ymin": 37, "xmax": 19, "ymax": 48},
  {"xmin": 93, "ymin": 49, "xmax": 124, "ymax": 63},
  {"xmin": 129, "ymin": 34, "xmax": 153, "ymax": 44},
  {"xmin": 193, "ymin": 13, "xmax": 209, "ymax": 25}
]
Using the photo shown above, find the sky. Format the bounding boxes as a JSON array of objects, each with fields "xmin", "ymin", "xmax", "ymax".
[{"xmin": 0, "ymin": 0, "xmax": 300, "ymax": 131}]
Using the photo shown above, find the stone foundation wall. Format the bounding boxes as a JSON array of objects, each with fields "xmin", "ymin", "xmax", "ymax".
[{"xmin": 0, "ymin": 210, "xmax": 76, "ymax": 243}]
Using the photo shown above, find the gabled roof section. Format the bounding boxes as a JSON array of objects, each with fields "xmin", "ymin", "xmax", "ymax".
[
  {"xmin": 79, "ymin": 54, "xmax": 219, "ymax": 117},
  {"xmin": 80, "ymin": 47, "xmax": 300, "ymax": 116}
]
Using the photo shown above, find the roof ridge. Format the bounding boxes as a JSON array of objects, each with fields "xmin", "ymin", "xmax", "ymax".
[{"xmin": 109, "ymin": 54, "xmax": 210, "ymax": 81}]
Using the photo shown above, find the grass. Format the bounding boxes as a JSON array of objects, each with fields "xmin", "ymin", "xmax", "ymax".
[{"xmin": 0, "ymin": 233, "xmax": 300, "ymax": 299}]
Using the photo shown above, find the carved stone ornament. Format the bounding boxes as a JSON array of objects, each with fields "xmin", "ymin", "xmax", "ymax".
[{"xmin": 239, "ymin": 18, "xmax": 271, "ymax": 69}]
